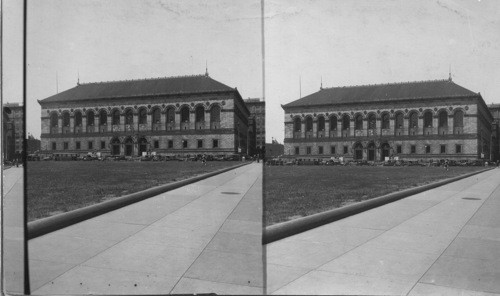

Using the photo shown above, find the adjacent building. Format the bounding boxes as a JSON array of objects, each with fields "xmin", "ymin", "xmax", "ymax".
[
  {"xmin": 265, "ymin": 139, "xmax": 284, "ymax": 159},
  {"xmin": 282, "ymin": 78, "xmax": 494, "ymax": 161},
  {"xmin": 488, "ymin": 103, "xmax": 500, "ymax": 161},
  {"xmin": 244, "ymin": 98, "xmax": 265, "ymax": 156},
  {"xmin": 39, "ymin": 74, "xmax": 253, "ymax": 157},
  {"xmin": 3, "ymin": 103, "xmax": 24, "ymax": 161}
]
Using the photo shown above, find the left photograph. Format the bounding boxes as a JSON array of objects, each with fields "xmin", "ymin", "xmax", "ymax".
[{"xmin": 18, "ymin": 0, "xmax": 264, "ymax": 294}]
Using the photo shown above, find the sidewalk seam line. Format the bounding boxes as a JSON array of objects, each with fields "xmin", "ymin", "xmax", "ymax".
[
  {"xmin": 169, "ymin": 164, "xmax": 261, "ymax": 293},
  {"xmin": 405, "ymin": 169, "xmax": 500, "ymax": 296},
  {"xmin": 272, "ymin": 169, "xmax": 496, "ymax": 293},
  {"xmin": 29, "ymin": 164, "xmax": 253, "ymax": 292}
]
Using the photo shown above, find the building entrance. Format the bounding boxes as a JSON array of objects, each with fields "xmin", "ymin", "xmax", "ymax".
[
  {"xmin": 124, "ymin": 138, "xmax": 133, "ymax": 156},
  {"xmin": 138, "ymin": 137, "xmax": 148, "ymax": 156},
  {"xmin": 354, "ymin": 143, "xmax": 363, "ymax": 160},
  {"xmin": 367, "ymin": 142, "xmax": 375, "ymax": 161},
  {"xmin": 381, "ymin": 143, "xmax": 390, "ymax": 161},
  {"xmin": 111, "ymin": 138, "xmax": 120, "ymax": 155}
]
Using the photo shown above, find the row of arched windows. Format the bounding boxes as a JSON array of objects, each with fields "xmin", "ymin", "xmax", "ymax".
[
  {"xmin": 49, "ymin": 105, "xmax": 222, "ymax": 133},
  {"xmin": 293, "ymin": 110, "xmax": 464, "ymax": 132}
]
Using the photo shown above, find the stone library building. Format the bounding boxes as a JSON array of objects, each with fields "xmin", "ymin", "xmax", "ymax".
[
  {"xmin": 282, "ymin": 78, "xmax": 496, "ymax": 162},
  {"xmin": 39, "ymin": 73, "xmax": 253, "ymax": 157}
]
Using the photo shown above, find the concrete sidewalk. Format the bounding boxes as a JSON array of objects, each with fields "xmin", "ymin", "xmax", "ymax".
[
  {"xmin": 29, "ymin": 162, "xmax": 263, "ymax": 295},
  {"xmin": 2, "ymin": 167, "xmax": 26, "ymax": 294},
  {"xmin": 267, "ymin": 168, "xmax": 500, "ymax": 295}
]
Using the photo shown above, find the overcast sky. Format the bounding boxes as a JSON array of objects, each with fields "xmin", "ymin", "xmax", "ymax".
[
  {"xmin": 265, "ymin": 0, "xmax": 500, "ymax": 143},
  {"xmin": 4, "ymin": 0, "xmax": 262, "ymax": 138},
  {"xmin": 3, "ymin": 0, "xmax": 500, "ymax": 143}
]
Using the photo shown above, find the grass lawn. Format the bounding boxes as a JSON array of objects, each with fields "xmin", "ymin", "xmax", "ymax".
[
  {"xmin": 27, "ymin": 160, "xmax": 241, "ymax": 221},
  {"xmin": 264, "ymin": 165, "xmax": 485, "ymax": 226}
]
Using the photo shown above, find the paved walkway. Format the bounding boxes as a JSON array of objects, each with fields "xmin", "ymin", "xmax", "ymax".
[
  {"xmin": 2, "ymin": 166, "xmax": 25, "ymax": 294},
  {"xmin": 267, "ymin": 168, "xmax": 500, "ymax": 295},
  {"xmin": 29, "ymin": 163, "xmax": 263, "ymax": 295}
]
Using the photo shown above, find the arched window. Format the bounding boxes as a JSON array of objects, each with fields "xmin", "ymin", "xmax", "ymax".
[
  {"xmin": 124, "ymin": 109, "xmax": 133, "ymax": 125},
  {"xmin": 195, "ymin": 106, "xmax": 205, "ymax": 122},
  {"xmin": 454, "ymin": 110, "xmax": 464, "ymax": 127},
  {"xmin": 152, "ymin": 108, "xmax": 161, "ymax": 124},
  {"xmin": 181, "ymin": 106, "xmax": 190, "ymax": 122},
  {"xmin": 210, "ymin": 105, "xmax": 221, "ymax": 130},
  {"xmin": 112, "ymin": 110, "xmax": 120, "ymax": 125},
  {"xmin": 166, "ymin": 107, "xmax": 175, "ymax": 123},
  {"xmin": 294, "ymin": 117, "xmax": 301, "ymax": 132},
  {"xmin": 395, "ymin": 113, "xmax": 404, "ymax": 129},
  {"xmin": 381, "ymin": 113, "xmax": 390, "ymax": 129},
  {"xmin": 62, "ymin": 112, "xmax": 70, "ymax": 127},
  {"xmin": 330, "ymin": 116, "xmax": 337, "ymax": 130},
  {"xmin": 342, "ymin": 114, "xmax": 350, "ymax": 130},
  {"xmin": 99, "ymin": 110, "xmax": 107, "ymax": 125},
  {"xmin": 438, "ymin": 110, "xmax": 448, "ymax": 127},
  {"xmin": 74, "ymin": 111, "xmax": 82, "ymax": 126},
  {"xmin": 423, "ymin": 111, "xmax": 433, "ymax": 127},
  {"xmin": 138, "ymin": 108, "xmax": 147, "ymax": 124},
  {"xmin": 409, "ymin": 112, "xmax": 418, "ymax": 128},
  {"xmin": 305, "ymin": 117, "xmax": 313, "ymax": 131},
  {"xmin": 210, "ymin": 105, "xmax": 221, "ymax": 122},
  {"xmin": 50, "ymin": 112, "xmax": 58, "ymax": 127},
  {"xmin": 87, "ymin": 111, "xmax": 95, "ymax": 126},
  {"xmin": 318, "ymin": 116, "xmax": 325, "ymax": 131},
  {"xmin": 354, "ymin": 114, "xmax": 363, "ymax": 130},
  {"xmin": 368, "ymin": 114, "xmax": 376, "ymax": 129}
]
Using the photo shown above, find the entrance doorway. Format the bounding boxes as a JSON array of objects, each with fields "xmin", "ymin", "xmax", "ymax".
[
  {"xmin": 354, "ymin": 142, "xmax": 363, "ymax": 160},
  {"xmin": 111, "ymin": 138, "xmax": 120, "ymax": 155},
  {"xmin": 381, "ymin": 143, "xmax": 390, "ymax": 161},
  {"xmin": 124, "ymin": 138, "xmax": 133, "ymax": 156},
  {"xmin": 138, "ymin": 137, "xmax": 148, "ymax": 156},
  {"xmin": 367, "ymin": 142, "xmax": 375, "ymax": 161}
]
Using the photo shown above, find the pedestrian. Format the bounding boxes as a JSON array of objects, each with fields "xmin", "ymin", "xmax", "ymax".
[
  {"xmin": 444, "ymin": 159, "xmax": 448, "ymax": 171},
  {"xmin": 202, "ymin": 154, "xmax": 207, "ymax": 166}
]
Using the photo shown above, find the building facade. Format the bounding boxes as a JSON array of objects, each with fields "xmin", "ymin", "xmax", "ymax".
[
  {"xmin": 3, "ymin": 103, "xmax": 24, "ymax": 161},
  {"xmin": 282, "ymin": 79, "xmax": 494, "ymax": 161},
  {"xmin": 39, "ymin": 74, "xmax": 252, "ymax": 157},
  {"xmin": 488, "ymin": 103, "xmax": 500, "ymax": 161},
  {"xmin": 266, "ymin": 140, "xmax": 284, "ymax": 159},
  {"xmin": 244, "ymin": 98, "xmax": 265, "ymax": 156}
]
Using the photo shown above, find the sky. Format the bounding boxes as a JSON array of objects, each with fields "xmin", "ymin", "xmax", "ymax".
[
  {"xmin": 3, "ymin": 0, "xmax": 500, "ymax": 143},
  {"xmin": 265, "ymin": 0, "xmax": 500, "ymax": 143},
  {"xmin": 3, "ymin": 0, "xmax": 263, "ymax": 138}
]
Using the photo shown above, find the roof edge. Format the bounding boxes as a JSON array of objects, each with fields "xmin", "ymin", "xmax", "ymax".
[
  {"xmin": 78, "ymin": 74, "xmax": 207, "ymax": 86},
  {"xmin": 282, "ymin": 94, "xmax": 480, "ymax": 109}
]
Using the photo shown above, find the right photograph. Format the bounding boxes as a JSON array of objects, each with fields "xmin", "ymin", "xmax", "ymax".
[{"xmin": 263, "ymin": 1, "xmax": 500, "ymax": 295}]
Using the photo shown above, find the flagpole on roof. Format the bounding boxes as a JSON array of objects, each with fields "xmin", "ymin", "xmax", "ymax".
[{"xmin": 299, "ymin": 75, "xmax": 302, "ymax": 98}]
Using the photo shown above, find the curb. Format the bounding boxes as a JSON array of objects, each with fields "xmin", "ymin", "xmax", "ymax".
[
  {"xmin": 28, "ymin": 162, "xmax": 252, "ymax": 240},
  {"xmin": 263, "ymin": 167, "xmax": 494, "ymax": 244}
]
